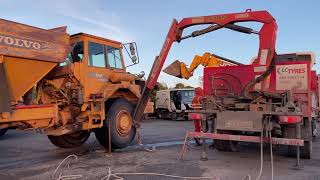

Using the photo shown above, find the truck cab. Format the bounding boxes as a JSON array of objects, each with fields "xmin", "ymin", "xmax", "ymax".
[
  {"xmin": 38, "ymin": 33, "xmax": 147, "ymax": 149},
  {"xmin": 0, "ymin": 18, "xmax": 146, "ymax": 149},
  {"xmin": 156, "ymin": 88, "xmax": 194, "ymax": 120},
  {"xmin": 56, "ymin": 33, "xmax": 141, "ymax": 103}
]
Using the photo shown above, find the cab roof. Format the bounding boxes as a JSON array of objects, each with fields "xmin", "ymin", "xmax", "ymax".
[{"xmin": 71, "ymin": 33, "xmax": 122, "ymax": 45}]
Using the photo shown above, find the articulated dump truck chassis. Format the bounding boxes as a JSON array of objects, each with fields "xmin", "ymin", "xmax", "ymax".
[{"xmin": 0, "ymin": 19, "xmax": 147, "ymax": 149}]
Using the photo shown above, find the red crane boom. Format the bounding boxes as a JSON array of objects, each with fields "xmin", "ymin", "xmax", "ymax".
[{"xmin": 133, "ymin": 10, "xmax": 278, "ymax": 126}]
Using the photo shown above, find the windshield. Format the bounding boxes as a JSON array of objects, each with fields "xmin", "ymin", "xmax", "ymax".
[
  {"xmin": 107, "ymin": 46, "xmax": 123, "ymax": 69},
  {"xmin": 180, "ymin": 90, "xmax": 194, "ymax": 103}
]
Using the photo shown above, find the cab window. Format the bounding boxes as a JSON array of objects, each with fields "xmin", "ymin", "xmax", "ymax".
[
  {"xmin": 88, "ymin": 42, "xmax": 106, "ymax": 67},
  {"xmin": 106, "ymin": 46, "xmax": 123, "ymax": 69},
  {"xmin": 61, "ymin": 41, "xmax": 84, "ymax": 66},
  {"xmin": 71, "ymin": 41, "xmax": 84, "ymax": 62}
]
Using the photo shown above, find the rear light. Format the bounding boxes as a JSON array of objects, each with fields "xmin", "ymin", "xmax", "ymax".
[{"xmin": 279, "ymin": 116, "xmax": 301, "ymax": 124}]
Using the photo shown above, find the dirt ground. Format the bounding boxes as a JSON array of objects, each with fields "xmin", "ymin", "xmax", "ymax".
[{"xmin": 1, "ymin": 119, "xmax": 320, "ymax": 180}]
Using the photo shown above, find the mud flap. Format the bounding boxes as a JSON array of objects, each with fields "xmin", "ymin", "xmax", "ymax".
[{"xmin": 0, "ymin": 62, "xmax": 12, "ymax": 113}]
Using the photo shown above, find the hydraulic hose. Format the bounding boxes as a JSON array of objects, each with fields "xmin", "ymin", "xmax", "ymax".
[{"xmin": 242, "ymin": 54, "xmax": 276, "ymax": 98}]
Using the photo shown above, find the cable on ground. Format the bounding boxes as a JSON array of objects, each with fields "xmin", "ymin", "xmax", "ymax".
[
  {"xmin": 53, "ymin": 155, "xmax": 215, "ymax": 180},
  {"xmin": 53, "ymin": 117, "xmax": 276, "ymax": 180},
  {"xmin": 100, "ymin": 166, "xmax": 215, "ymax": 180},
  {"xmin": 243, "ymin": 116, "xmax": 274, "ymax": 180},
  {"xmin": 52, "ymin": 154, "xmax": 82, "ymax": 180}
]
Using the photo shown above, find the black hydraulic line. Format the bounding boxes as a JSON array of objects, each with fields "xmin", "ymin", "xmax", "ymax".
[
  {"xmin": 224, "ymin": 24, "xmax": 259, "ymax": 34},
  {"xmin": 242, "ymin": 55, "xmax": 276, "ymax": 98},
  {"xmin": 178, "ymin": 23, "xmax": 258, "ymax": 42},
  {"xmin": 210, "ymin": 53, "xmax": 243, "ymax": 65},
  {"xmin": 178, "ymin": 24, "xmax": 222, "ymax": 41}
]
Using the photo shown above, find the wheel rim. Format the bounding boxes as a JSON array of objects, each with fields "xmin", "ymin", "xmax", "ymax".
[{"xmin": 116, "ymin": 110, "xmax": 132, "ymax": 136}]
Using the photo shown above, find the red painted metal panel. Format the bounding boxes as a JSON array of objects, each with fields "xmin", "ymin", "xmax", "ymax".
[
  {"xmin": 187, "ymin": 131, "xmax": 304, "ymax": 146},
  {"xmin": 311, "ymin": 71, "xmax": 318, "ymax": 92},
  {"xmin": 203, "ymin": 65, "xmax": 255, "ymax": 95},
  {"xmin": 203, "ymin": 58, "xmax": 313, "ymax": 117}
]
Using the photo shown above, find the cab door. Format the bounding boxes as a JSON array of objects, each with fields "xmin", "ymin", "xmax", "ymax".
[{"xmin": 84, "ymin": 39, "xmax": 125, "ymax": 99}]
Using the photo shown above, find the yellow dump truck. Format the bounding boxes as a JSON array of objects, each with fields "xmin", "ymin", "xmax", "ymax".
[{"xmin": 0, "ymin": 19, "xmax": 152, "ymax": 149}]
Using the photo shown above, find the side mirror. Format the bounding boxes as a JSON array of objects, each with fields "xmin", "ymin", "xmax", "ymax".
[
  {"xmin": 129, "ymin": 43, "xmax": 136, "ymax": 56},
  {"xmin": 122, "ymin": 42, "xmax": 139, "ymax": 67}
]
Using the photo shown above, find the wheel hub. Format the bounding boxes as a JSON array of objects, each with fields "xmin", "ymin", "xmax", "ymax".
[{"xmin": 116, "ymin": 110, "xmax": 132, "ymax": 136}]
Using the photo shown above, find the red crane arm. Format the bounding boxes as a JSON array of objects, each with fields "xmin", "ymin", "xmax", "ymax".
[{"xmin": 133, "ymin": 10, "xmax": 278, "ymax": 126}]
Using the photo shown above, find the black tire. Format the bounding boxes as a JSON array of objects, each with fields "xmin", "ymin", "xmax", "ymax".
[
  {"xmin": 283, "ymin": 121, "xmax": 312, "ymax": 159},
  {"xmin": 215, "ymin": 139, "xmax": 238, "ymax": 152},
  {"xmin": 287, "ymin": 140, "xmax": 312, "ymax": 159},
  {"xmin": 215, "ymin": 139, "xmax": 228, "ymax": 151},
  {"xmin": 301, "ymin": 141, "xmax": 312, "ymax": 159},
  {"xmin": 171, "ymin": 112, "xmax": 177, "ymax": 121},
  {"xmin": 156, "ymin": 109, "xmax": 162, "ymax": 119},
  {"xmin": 214, "ymin": 131, "xmax": 238, "ymax": 152},
  {"xmin": 95, "ymin": 99, "xmax": 136, "ymax": 149},
  {"xmin": 194, "ymin": 138, "xmax": 202, "ymax": 146},
  {"xmin": 48, "ymin": 131, "xmax": 90, "ymax": 148},
  {"xmin": 0, "ymin": 128, "xmax": 7, "ymax": 137}
]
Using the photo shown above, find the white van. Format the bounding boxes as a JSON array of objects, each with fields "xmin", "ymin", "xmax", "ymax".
[{"xmin": 155, "ymin": 88, "xmax": 194, "ymax": 120}]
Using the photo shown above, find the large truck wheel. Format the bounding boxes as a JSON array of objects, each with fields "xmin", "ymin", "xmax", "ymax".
[
  {"xmin": 214, "ymin": 130, "xmax": 238, "ymax": 152},
  {"xmin": 0, "ymin": 128, "xmax": 8, "ymax": 137},
  {"xmin": 287, "ymin": 141, "xmax": 312, "ymax": 159},
  {"xmin": 171, "ymin": 112, "xmax": 177, "ymax": 121},
  {"xmin": 95, "ymin": 99, "xmax": 136, "ymax": 149},
  {"xmin": 301, "ymin": 141, "xmax": 312, "ymax": 159},
  {"xmin": 283, "ymin": 122, "xmax": 312, "ymax": 159},
  {"xmin": 48, "ymin": 131, "xmax": 90, "ymax": 148},
  {"xmin": 156, "ymin": 109, "xmax": 163, "ymax": 119}
]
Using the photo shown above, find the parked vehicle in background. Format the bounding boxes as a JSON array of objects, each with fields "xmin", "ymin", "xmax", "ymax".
[{"xmin": 156, "ymin": 88, "xmax": 194, "ymax": 120}]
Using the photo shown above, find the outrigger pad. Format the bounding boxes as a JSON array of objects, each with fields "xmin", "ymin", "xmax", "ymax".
[
  {"xmin": 0, "ymin": 63, "xmax": 12, "ymax": 113},
  {"xmin": 163, "ymin": 60, "xmax": 182, "ymax": 78}
]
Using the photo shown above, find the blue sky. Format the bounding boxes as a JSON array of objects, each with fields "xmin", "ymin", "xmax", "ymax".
[{"xmin": 1, "ymin": 0, "xmax": 319, "ymax": 87}]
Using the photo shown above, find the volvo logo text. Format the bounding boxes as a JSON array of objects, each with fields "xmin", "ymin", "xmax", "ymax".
[{"xmin": 0, "ymin": 34, "xmax": 45, "ymax": 50}]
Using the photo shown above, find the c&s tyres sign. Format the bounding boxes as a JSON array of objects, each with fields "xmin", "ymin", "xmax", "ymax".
[{"xmin": 276, "ymin": 64, "xmax": 307, "ymax": 90}]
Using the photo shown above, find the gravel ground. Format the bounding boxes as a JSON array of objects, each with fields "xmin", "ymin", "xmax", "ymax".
[{"xmin": 0, "ymin": 119, "xmax": 320, "ymax": 180}]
